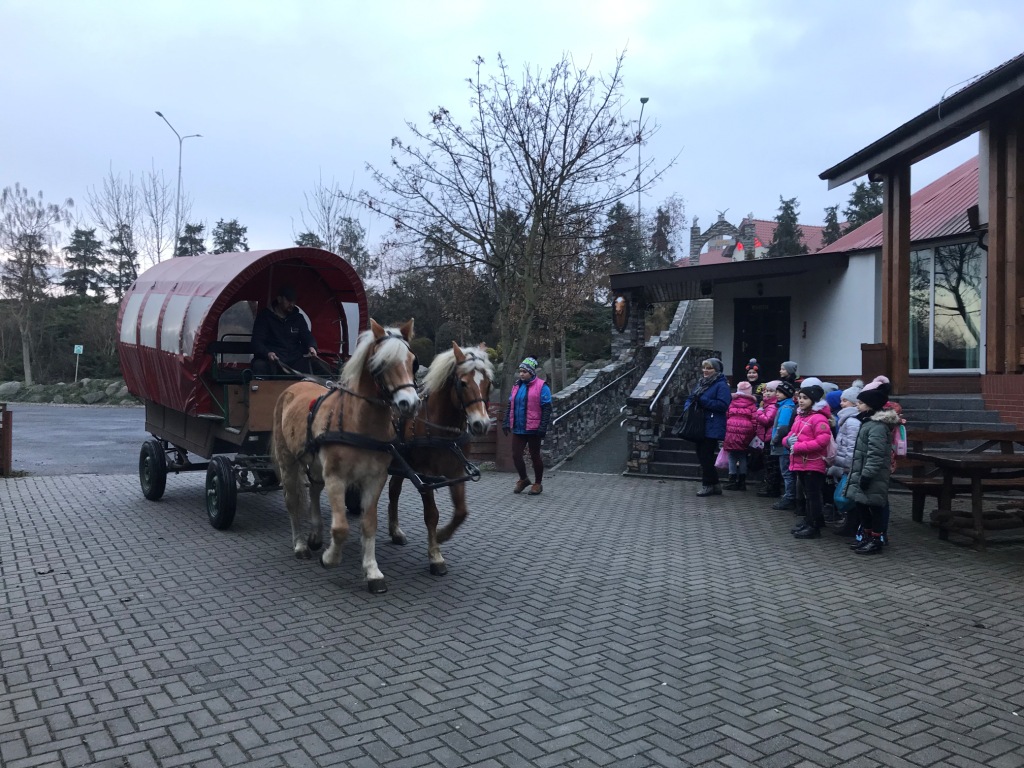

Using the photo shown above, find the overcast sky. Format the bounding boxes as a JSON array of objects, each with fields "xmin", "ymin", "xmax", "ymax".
[{"xmin": 3, "ymin": 0, "xmax": 1022, "ymax": 263}]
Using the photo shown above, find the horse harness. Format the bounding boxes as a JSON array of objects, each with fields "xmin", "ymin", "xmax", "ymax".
[{"xmin": 303, "ymin": 361, "xmax": 483, "ymax": 494}]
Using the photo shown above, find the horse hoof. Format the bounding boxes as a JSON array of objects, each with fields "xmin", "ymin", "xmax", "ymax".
[
  {"xmin": 308, "ymin": 537, "xmax": 323, "ymax": 552},
  {"xmin": 429, "ymin": 562, "xmax": 448, "ymax": 576},
  {"xmin": 319, "ymin": 554, "xmax": 331, "ymax": 569},
  {"xmin": 295, "ymin": 549, "xmax": 311, "ymax": 560},
  {"xmin": 391, "ymin": 533, "xmax": 407, "ymax": 546},
  {"xmin": 367, "ymin": 579, "xmax": 388, "ymax": 594}
]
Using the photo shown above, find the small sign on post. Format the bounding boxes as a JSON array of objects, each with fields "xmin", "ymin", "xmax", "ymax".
[{"xmin": 73, "ymin": 344, "xmax": 84, "ymax": 383}]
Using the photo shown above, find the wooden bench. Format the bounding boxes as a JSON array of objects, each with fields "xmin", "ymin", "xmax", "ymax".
[
  {"xmin": 207, "ymin": 339, "xmax": 254, "ymax": 384},
  {"xmin": 892, "ymin": 429, "xmax": 1024, "ymax": 523}
]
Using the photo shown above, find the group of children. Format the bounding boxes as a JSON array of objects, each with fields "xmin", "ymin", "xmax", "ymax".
[{"xmin": 717, "ymin": 359, "xmax": 901, "ymax": 555}]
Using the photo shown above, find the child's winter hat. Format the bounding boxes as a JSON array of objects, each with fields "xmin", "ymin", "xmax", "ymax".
[
  {"xmin": 776, "ymin": 380, "xmax": 795, "ymax": 398},
  {"xmin": 735, "ymin": 381, "xmax": 753, "ymax": 397},
  {"xmin": 518, "ymin": 357, "xmax": 539, "ymax": 375},
  {"xmin": 799, "ymin": 376, "xmax": 823, "ymax": 389},
  {"xmin": 745, "ymin": 358, "xmax": 759, "ymax": 372},
  {"xmin": 781, "ymin": 361, "xmax": 798, "ymax": 379},
  {"xmin": 857, "ymin": 376, "xmax": 891, "ymax": 411},
  {"xmin": 821, "ymin": 381, "xmax": 839, "ymax": 393},
  {"xmin": 840, "ymin": 384, "xmax": 863, "ymax": 403},
  {"xmin": 764, "ymin": 379, "xmax": 782, "ymax": 391},
  {"xmin": 798, "ymin": 384, "xmax": 825, "ymax": 404},
  {"xmin": 825, "ymin": 389, "xmax": 843, "ymax": 413}
]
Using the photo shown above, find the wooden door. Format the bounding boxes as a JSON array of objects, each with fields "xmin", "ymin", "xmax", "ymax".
[{"xmin": 732, "ymin": 298, "xmax": 790, "ymax": 384}]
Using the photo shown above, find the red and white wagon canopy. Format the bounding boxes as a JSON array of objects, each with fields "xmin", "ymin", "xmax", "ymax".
[{"xmin": 117, "ymin": 247, "xmax": 368, "ymax": 416}]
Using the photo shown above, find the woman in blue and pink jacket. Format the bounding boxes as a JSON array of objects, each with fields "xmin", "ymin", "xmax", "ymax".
[
  {"xmin": 502, "ymin": 357, "xmax": 552, "ymax": 496},
  {"xmin": 786, "ymin": 383, "xmax": 833, "ymax": 539}
]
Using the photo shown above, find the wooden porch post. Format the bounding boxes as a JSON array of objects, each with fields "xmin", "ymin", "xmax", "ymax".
[
  {"xmin": 985, "ymin": 105, "xmax": 1024, "ymax": 375},
  {"xmin": 881, "ymin": 165, "xmax": 911, "ymax": 393}
]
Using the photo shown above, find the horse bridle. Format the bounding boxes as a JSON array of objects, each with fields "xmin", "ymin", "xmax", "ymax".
[
  {"xmin": 450, "ymin": 365, "xmax": 490, "ymax": 415},
  {"xmin": 368, "ymin": 333, "xmax": 418, "ymax": 403}
]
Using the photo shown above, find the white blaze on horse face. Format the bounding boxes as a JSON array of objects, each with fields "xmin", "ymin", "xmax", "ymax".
[{"xmin": 473, "ymin": 370, "xmax": 485, "ymax": 388}]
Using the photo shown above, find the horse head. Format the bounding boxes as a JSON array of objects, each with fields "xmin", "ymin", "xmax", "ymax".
[
  {"xmin": 451, "ymin": 342, "xmax": 494, "ymax": 436},
  {"xmin": 365, "ymin": 318, "xmax": 420, "ymax": 418}
]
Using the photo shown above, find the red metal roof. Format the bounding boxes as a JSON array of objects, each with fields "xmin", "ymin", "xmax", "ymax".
[{"xmin": 818, "ymin": 155, "xmax": 978, "ymax": 254}]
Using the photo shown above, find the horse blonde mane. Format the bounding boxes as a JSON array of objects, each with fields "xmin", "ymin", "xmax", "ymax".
[
  {"xmin": 340, "ymin": 326, "xmax": 411, "ymax": 386},
  {"xmin": 421, "ymin": 345, "xmax": 494, "ymax": 396}
]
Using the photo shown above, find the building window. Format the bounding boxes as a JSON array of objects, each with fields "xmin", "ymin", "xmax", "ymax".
[{"xmin": 909, "ymin": 241, "xmax": 984, "ymax": 372}]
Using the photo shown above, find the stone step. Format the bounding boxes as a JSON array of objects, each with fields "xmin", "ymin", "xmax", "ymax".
[
  {"xmin": 906, "ymin": 420, "xmax": 1017, "ymax": 433},
  {"xmin": 647, "ymin": 461, "xmax": 702, "ymax": 478},
  {"xmin": 892, "ymin": 395, "xmax": 987, "ymax": 411},
  {"xmin": 898, "ymin": 409, "xmax": 1003, "ymax": 424}
]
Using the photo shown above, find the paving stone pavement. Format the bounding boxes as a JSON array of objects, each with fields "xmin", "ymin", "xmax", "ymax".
[{"xmin": 2, "ymin": 467, "xmax": 1024, "ymax": 768}]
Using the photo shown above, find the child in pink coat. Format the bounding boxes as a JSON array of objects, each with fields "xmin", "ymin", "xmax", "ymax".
[
  {"xmin": 722, "ymin": 380, "xmax": 758, "ymax": 490},
  {"xmin": 786, "ymin": 383, "xmax": 833, "ymax": 539},
  {"xmin": 754, "ymin": 381, "xmax": 781, "ymax": 497}
]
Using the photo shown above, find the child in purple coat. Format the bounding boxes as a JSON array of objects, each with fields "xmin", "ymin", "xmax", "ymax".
[{"xmin": 722, "ymin": 380, "xmax": 758, "ymax": 490}]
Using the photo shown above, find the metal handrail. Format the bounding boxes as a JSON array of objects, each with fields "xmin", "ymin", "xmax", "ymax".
[
  {"xmin": 551, "ymin": 366, "xmax": 638, "ymax": 427},
  {"xmin": 649, "ymin": 346, "xmax": 691, "ymax": 413}
]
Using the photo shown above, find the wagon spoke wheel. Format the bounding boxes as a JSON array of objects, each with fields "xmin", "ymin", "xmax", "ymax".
[
  {"xmin": 139, "ymin": 439, "xmax": 167, "ymax": 501},
  {"xmin": 206, "ymin": 456, "xmax": 237, "ymax": 530}
]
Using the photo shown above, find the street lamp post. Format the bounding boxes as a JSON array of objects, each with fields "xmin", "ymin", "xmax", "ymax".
[
  {"xmin": 155, "ymin": 111, "xmax": 201, "ymax": 256},
  {"xmin": 637, "ymin": 97, "xmax": 649, "ymax": 266}
]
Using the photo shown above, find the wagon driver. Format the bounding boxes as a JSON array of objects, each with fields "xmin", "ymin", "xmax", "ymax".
[{"xmin": 251, "ymin": 285, "xmax": 322, "ymax": 375}]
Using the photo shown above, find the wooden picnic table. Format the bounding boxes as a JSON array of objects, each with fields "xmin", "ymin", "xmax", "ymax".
[{"xmin": 904, "ymin": 450, "xmax": 1024, "ymax": 548}]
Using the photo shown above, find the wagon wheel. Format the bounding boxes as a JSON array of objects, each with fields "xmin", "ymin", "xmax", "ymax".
[
  {"xmin": 206, "ymin": 456, "xmax": 237, "ymax": 530},
  {"xmin": 139, "ymin": 440, "xmax": 167, "ymax": 501}
]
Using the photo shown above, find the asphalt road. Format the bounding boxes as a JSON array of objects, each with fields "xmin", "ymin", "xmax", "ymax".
[{"xmin": 7, "ymin": 403, "xmax": 151, "ymax": 476}]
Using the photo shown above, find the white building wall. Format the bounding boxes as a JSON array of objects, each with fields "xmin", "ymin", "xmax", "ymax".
[{"xmin": 711, "ymin": 252, "xmax": 880, "ymax": 377}]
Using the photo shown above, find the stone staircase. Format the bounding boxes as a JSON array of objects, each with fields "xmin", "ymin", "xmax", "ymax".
[
  {"xmin": 680, "ymin": 299, "xmax": 713, "ymax": 348},
  {"xmin": 892, "ymin": 393, "xmax": 1013, "ymax": 433}
]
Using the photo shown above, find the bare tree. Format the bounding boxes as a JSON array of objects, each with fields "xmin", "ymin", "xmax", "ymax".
[
  {"xmin": 87, "ymin": 168, "xmax": 141, "ymax": 293},
  {"xmin": 351, "ymin": 52, "xmax": 668, "ymax": 395},
  {"xmin": 297, "ymin": 175, "xmax": 355, "ymax": 254},
  {"xmin": 139, "ymin": 164, "xmax": 174, "ymax": 268},
  {"xmin": 0, "ymin": 184, "xmax": 74, "ymax": 384}
]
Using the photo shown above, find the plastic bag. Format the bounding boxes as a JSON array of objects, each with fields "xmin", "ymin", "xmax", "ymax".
[{"xmin": 714, "ymin": 447, "xmax": 729, "ymax": 470}]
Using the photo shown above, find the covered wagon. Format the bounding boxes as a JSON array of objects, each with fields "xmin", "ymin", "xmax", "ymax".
[{"xmin": 117, "ymin": 247, "xmax": 368, "ymax": 528}]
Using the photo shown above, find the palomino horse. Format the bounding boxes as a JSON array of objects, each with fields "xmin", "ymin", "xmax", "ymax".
[
  {"xmin": 271, "ymin": 319, "xmax": 418, "ymax": 593},
  {"xmin": 387, "ymin": 342, "xmax": 494, "ymax": 575}
]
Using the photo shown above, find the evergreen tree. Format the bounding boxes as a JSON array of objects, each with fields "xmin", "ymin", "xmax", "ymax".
[
  {"xmin": 334, "ymin": 217, "xmax": 377, "ymax": 280},
  {"xmin": 649, "ymin": 205, "xmax": 674, "ymax": 268},
  {"xmin": 103, "ymin": 223, "xmax": 139, "ymax": 299},
  {"xmin": 61, "ymin": 228, "xmax": 105, "ymax": 297},
  {"xmin": 174, "ymin": 222, "xmax": 206, "ymax": 257},
  {"xmin": 600, "ymin": 202, "xmax": 641, "ymax": 273},
  {"xmin": 212, "ymin": 218, "xmax": 249, "ymax": 253},
  {"xmin": 842, "ymin": 180, "xmax": 883, "ymax": 234},
  {"xmin": 767, "ymin": 196, "xmax": 808, "ymax": 258},
  {"xmin": 821, "ymin": 205, "xmax": 842, "ymax": 246},
  {"xmin": 294, "ymin": 231, "xmax": 324, "ymax": 248}
]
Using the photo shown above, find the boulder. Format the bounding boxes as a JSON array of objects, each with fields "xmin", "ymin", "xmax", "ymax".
[
  {"xmin": 0, "ymin": 381, "xmax": 22, "ymax": 397},
  {"xmin": 52, "ymin": 394, "xmax": 65, "ymax": 404},
  {"xmin": 82, "ymin": 391, "xmax": 106, "ymax": 404},
  {"xmin": 105, "ymin": 382, "xmax": 121, "ymax": 396}
]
